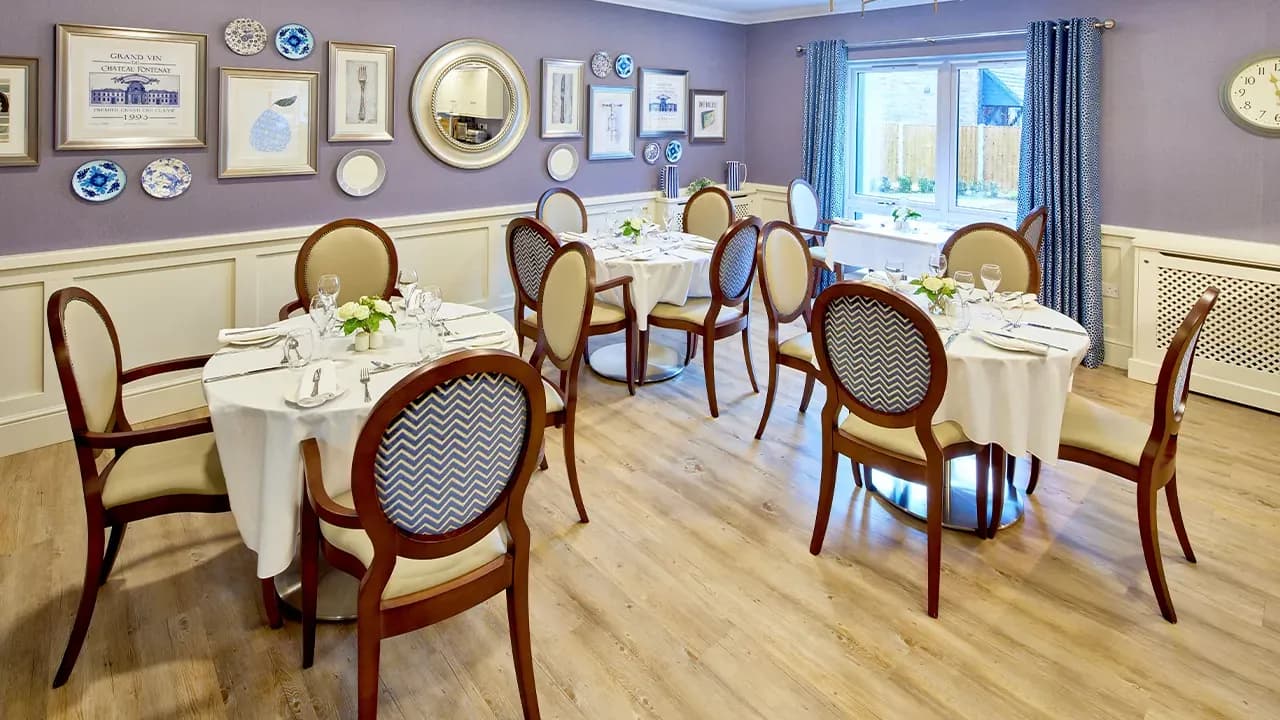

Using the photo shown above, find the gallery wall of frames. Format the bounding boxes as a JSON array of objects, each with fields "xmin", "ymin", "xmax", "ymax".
[{"xmin": 0, "ymin": 0, "xmax": 748, "ymax": 256}]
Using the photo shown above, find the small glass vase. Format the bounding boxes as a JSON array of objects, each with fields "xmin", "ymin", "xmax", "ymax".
[{"xmin": 927, "ymin": 295, "xmax": 948, "ymax": 316}]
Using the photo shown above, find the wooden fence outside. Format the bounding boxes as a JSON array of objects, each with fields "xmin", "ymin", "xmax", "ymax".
[{"xmin": 878, "ymin": 123, "xmax": 1021, "ymax": 192}]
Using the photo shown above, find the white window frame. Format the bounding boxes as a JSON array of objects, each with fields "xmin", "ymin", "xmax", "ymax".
[{"xmin": 845, "ymin": 51, "xmax": 1025, "ymax": 227}]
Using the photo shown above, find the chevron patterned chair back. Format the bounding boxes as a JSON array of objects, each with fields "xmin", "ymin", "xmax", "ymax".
[
  {"xmin": 536, "ymin": 187, "xmax": 588, "ymax": 235},
  {"xmin": 507, "ymin": 217, "xmax": 560, "ymax": 306},
  {"xmin": 941, "ymin": 222, "xmax": 1042, "ymax": 295},
  {"xmin": 711, "ymin": 216, "xmax": 764, "ymax": 306}
]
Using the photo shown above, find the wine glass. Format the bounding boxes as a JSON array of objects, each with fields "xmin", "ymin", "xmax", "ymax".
[
  {"xmin": 980, "ymin": 264, "xmax": 1002, "ymax": 301},
  {"xmin": 308, "ymin": 295, "xmax": 335, "ymax": 358},
  {"xmin": 928, "ymin": 252, "xmax": 948, "ymax": 277},
  {"xmin": 316, "ymin": 274, "xmax": 341, "ymax": 307},
  {"xmin": 953, "ymin": 270, "xmax": 975, "ymax": 302},
  {"xmin": 884, "ymin": 259, "xmax": 905, "ymax": 287},
  {"xmin": 396, "ymin": 269, "xmax": 419, "ymax": 311},
  {"xmin": 420, "ymin": 285, "xmax": 444, "ymax": 335},
  {"xmin": 666, "ymin": 206, "xmax": 682, "ymax": 235}
]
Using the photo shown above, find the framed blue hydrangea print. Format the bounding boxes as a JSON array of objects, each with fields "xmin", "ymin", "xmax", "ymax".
[{"xmin": 219, "ymin": 67, "xmax": 318, "ymax": 178}]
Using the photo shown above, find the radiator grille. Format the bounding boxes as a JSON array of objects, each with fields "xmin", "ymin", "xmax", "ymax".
[{"xmin": 1156, "ymin": 264, "xmax": 1280, "ymax": 375}]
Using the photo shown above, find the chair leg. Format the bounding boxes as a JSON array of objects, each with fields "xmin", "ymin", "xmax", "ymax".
[
  {"xmin": 689, "ymin": 334, "xmax": 699, "ymax": 362},
  {"xmin": 753, "ymin": 350, "xmax": 779, "ymax": 440},
  {"xmin": 53, "ymin": 518, "xmax": 106, "ymax": 688},
  {"xmin": 1165, "ymin": 474, "xmax": 1196, "ymax": 563},
  {"xmin": 988, "ymin": 446, "xmax": 1007, "ymax": 539},
  {"xmin": 624, "ymin": 321, "xmax": 636, "ymax": 396},
  {"xmin": 1026, "ymin": 456, "xmax": 1042, "ymax": 495},
  {"xmin": 262, "ymin": 577, "xmax": 283, "ymax": 631},
  {"xmin": 1005, "ymin": 455, "xmax": 1017, "ymax": 484},
  {"xmin": 975, "ymin": 446, "xmax": 990, "ymax": 539},
  {"xmin": 639, "ymin": 329, "xmax": 651, "ymax": 385},
  {"xmin": 684, "ymin": 332, "xmax": 694, "ymax": 365},
  {"xmin": 507, "ymin": 563, "xmax": 542, "ymax": 719},
  {"xmin": 809, "ymin": 432, "xmax": 838, "ymax": 555},
  {"xmin": 799, "ymin": 374, "xmax": 816, "ymax": 413},
  {"xmin": 740, "ymin": 329, "xmax": 759, "ymax": 393},
  {"xmin": 300, "ymin": 499, "xmax": 318, "ymax": 667},
  {"xmin": 356, "ymin": 618, "xmax": 382, "ymax": 720},
  {"xmin": 98, "ymin": 523, "xmax": 127, "ymax": 586},
  {"xmin": 926, "ymin": 478, "xmax": 944, "ymax": 619},
  {"xmin": 564, "ymin": 418, "xmax": 588, "ymax": 523},
  {"xmin": 1138, "ymin": 483, "xmax": 1178, "ymax": 623},
  {"xmin": 703, "ymin": 332, "xmax": 719, "ymax": 418},
  {"xmin": 849, "ymin": 456, "xmax": 863, "ymax": 488}
]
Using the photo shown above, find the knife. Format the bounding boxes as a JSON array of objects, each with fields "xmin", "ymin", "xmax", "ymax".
[
  {"xmin": 986, "ymin": 331, "xmax": 1071, "ymax": 352},
  {"xmin": 203, "ymin": 365, "xmax": 290, "ymax": 383},
  {"xmin": 445, "ymin": 329, "xmax": 508, "ymax": 343},
  {"xmin": 1024, "ymin": 322, "xmax": 1090, "ymax": 336}
]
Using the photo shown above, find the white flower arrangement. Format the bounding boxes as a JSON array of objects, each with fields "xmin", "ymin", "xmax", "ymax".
[
  {"xmin": 892, "ymin": 206, "xmax": 923, "ymax": 223},
  {"xmin": 909, "ymin": 273, "xmax": 957, "ymax": 312},
  {"xmin": 620, "ymin": 216, "xmax": 647, "ymax": 239},
  {"xmin": 337, "ymin": 295, "xmax": 396, "ymax": 336}
]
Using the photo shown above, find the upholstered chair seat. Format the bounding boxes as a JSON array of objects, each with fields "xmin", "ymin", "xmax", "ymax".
[
  {"xmin": 1058, "ymin": 394, "xmax": 1150, "ymax": 466},
  {"xmin": 522, "ymin": 300, "xmax": 627, "ymax": 329},
  {"xmin": 808, "ymin": 245, "xmax": 828, "ymax": 263},
  {"xmin": 101, "ymin": 434, "xmax": 227, "ymax": 509},
  {"xmin": 542, "ymin": 379, "xmax": 567, "ymax": 414},
  {"xmin": 838, "ymin": 415, "xmax": 970, "ymax": 462},
  {"xmin": 648, "ymin": 298, "xmax": 744, "ymax": 325},
  {"xmin": 778, "ymin": 333, "xmax": 816, "ymax": 367},
  {"xmin": 318, "ymin": 491, "xmax": 510, "ymax": 600}
]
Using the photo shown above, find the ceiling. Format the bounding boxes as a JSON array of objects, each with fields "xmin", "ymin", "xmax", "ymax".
[{"xmin": 590, "ymin": 0, "xmax": 958, "ymax": 25}]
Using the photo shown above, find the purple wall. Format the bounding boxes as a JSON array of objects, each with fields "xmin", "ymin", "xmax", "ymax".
[
  {"xmin": 0, "ymin": 0, "xmax": 747, "ymax": 255},
  {"xmin": 745, "ymin": 0, "xmax": 1280, "ymax": 245}
]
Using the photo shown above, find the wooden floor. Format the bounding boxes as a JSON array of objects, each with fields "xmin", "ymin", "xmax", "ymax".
[{"xmin": 3, "ymin": 320, "xmax": 1279, "ymax": 719}]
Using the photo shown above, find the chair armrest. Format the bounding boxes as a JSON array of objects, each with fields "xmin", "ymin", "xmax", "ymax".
[
  {"xmin": 122, "ymin": 354, "xmax": 213, "ymax": 384},
  {"xmin": 596, "ymin": 275, "xmax": 633, "ymax": 291},
  {"xmin": 278, "ymin": 298, "xmax": 304, "ymax": 321},
  {"xmin": 301, "ymin": 438, "xmax": 361, "ymax": 529},
  {"xmin": 80, "ymin": 417, "xmax": 212, "ymax": 449}
]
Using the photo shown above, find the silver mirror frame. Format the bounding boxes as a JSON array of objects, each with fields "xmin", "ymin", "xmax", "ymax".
[{"xmin": 410, "ymin": 38, "xmax": 530, "ymax": 169}]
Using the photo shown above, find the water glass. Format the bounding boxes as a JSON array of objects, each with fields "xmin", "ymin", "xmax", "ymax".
[
  {"xmin": 946, "ymin": 297, "xmax": 972, "ymax": 332},
  {"xmin": 396, "ymin": 269, "xmax": 419, "ymax": 310},
  {"xmin": 317, "ymin": 274, "xmax": 341, "ymax": 306},
  {"xmin": 1000, "ymin": 297, "xmax": 1026, "ymax": 329},
  {"xmin": 309, "ymin": 295, "xmax": 335, "ymax": 358},
  {"xmin": 420, "ymin": 285, "xmax": 444, "ymax": 333},
  {"xmin": 953, "ymin": 270, "xmax": 975, "ymax": 301},
  {"xmin": 282, "ymin": 329, "xmax": 314, "ymax": 369},
  {"xmin": 666, "ymin": 206, "xmax": 682, "ymax": 234},
  {"xmin": 928, "ymin": 252, "xmax": 948, "ymax": 277},
  {"xmin": 884, "ymin": 259, "xmax": 906, "ymax": 287},
  {"xmin": 417, "ymin": 322, "xmax": 444, "ymax": 360},
  {"xmin": 980, "ymin": 264, "xmax": 1002, "ymax": 300}
]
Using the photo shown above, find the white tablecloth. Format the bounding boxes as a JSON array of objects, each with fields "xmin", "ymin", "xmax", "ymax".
[
  {"xmin": 825, "ymin": 218, "xmax": 950, "ymax": 275},
  {"xmin": 202, "ymin": 304, "xmax": 519, "ymax": 579},
  {"xmin": 566, "ymin": 232, "xmax": 713, "ymax": 330}
]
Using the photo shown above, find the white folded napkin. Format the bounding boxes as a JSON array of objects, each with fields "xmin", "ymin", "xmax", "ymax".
[
  {"xmin": 218, "ymin": 324, "xmax": 283, "ymax": 344},
  {"xmin": 997, "ymin": 292, "xmax": 1040, "ymax": 309},
  {"xmin": 560, "ymin": 231, "xmax": 592, "ymax": 243},
  {"xmin": 978, "ymin": 331, "xmax": 1049, "ymax": 356},
  {"xmin": 292, "ymin": 360, "xmax": 341, "ymax": 407},
  {"xmin": 593, "ymin": 247, "xmax": 625, "ymax": 261},
  {"xmin": 861, "ymin": 270, "xmax": 896, "ymax": 287},
  {"xmin": 683, "ymin": 238, "xmax": 718, "ymax": 251}
]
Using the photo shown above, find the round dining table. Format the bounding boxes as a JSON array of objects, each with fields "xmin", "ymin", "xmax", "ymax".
[
  {"xmin": 862, "ymin": 290, "xmax": 1092, "ymax": 532},
  {"xmin": 202, "ymin": 303, "xmax": 518, "ymax": 618},
  {"xmin": 563, "ymin": 230, "xmax": 714, "ymax": 383}
]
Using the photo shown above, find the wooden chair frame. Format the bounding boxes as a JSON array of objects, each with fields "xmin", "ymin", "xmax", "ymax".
[
  {"xmin": 529, "ymin": 242, "xmax": 597, "ymax": 522},
  {"xmin": 754, "ymin": 221, "xmax": 822, "ymax": 439},
  {"xmin": 643, "ymin": 216, "xmax": 763, "ymax": 417},
  {"xmin": 1057, "ymin": 287, "xmax": 1219, "ymax": 623},
  {"xmin": 300, "ymin": 351, "xmax": 547, "ymax": 719},
  {"xmin": 278, "ymin": 218, "xmax": 400, "ymax": 320},
  {"xmin": 46, "ymin": 287, "xmax": 255, "ymax": 689},
  {"xmin": 535, "ymin": 186, "xmax": 588, "ymax": 234},
  {"xmin": 809, "ymin": 282, "xmax": 987, "ymax": 618},
  {"xmin": 787, "ymin": 177, "xmax": 843, "ymax": 284},
  {"xmin": 941, "ymin": 222, "xmax": 1042, "ymax": 294}
]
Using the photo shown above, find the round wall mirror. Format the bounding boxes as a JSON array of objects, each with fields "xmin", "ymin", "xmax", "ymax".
[{"xmin": 411, "ymin": 39, "xmax": 530, "ymax": 169}]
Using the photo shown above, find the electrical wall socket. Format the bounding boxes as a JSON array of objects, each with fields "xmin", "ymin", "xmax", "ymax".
[{"xmin": 1101, "ymin": 282, "xmax": 1120, "ymax": 299}]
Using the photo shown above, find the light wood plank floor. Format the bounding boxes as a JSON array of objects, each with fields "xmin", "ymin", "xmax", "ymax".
[{"xmin": 3, "ymin": 321, "xmax": 1278, "ymax": 719}]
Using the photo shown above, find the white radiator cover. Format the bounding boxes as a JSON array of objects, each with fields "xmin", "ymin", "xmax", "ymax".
[{"xmin": 1129, "ymin": 231, "xmax": 1280, "ymax": 413}]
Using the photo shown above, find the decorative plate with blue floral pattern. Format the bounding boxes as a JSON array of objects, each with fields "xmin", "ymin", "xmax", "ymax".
[
  {"xmin": 615, "ymin": 53, "xmax": 635, "ymax": 79},
  {"xmin": 590, "ymin": 51, "xmax": 611, "ymax": 78},
  {"xmin": 664, "ymin": 139, "xmax": 683, "ymax": 163},
  {"xmin": 72, "ymin": 160, "xmax": 125, "ymax": 202},
  {"xmin": 141, "ymin": 157, "xmax": 193, "ymax": 199},
  {"xmin": 224, "ymin": 18, "xmax": 267, "ymax": 56},
  {"xmin": 275, "ymin": 23, "xmax": 313, "ymax": 60},
  {"xmin": 643, "ymin": 141, "xmax": 661, "ymax": 165}
]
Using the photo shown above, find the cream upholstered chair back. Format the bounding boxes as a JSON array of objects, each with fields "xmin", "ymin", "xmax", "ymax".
[
  {"xmin": 684, "ymin": 186, "xmax": 735, "ymax": 242},
  {"xmin": 506, "ymin": 217, "xmax": 561, "ymax": 307},
  {"xmin": 758, "ymin": 221, "xmax": 814, "ymax": 321},
  {"xmin": 296, "ymin": 219, "xmax": 398, "ymax": 305},
  {"xmin": 537, "ymin": 242, "xmax": 594, "ymax": 368},
  {"xmin": 711, "ymin": 216, "xmax": 763, "ymax": 307},
  {"xmin": 48, "ymin": 288, "xmax": 123, "ymax": 436},
  {"xmin": 536, "ymin": 187, "xmax": 588, "ymax": 235},
  {"xmin": 942, "ymin": 223, "xmax": 1041, "ymax": 294},
  {"xmin": 787, "ymin": 178, "xmax": 821, "ymax": 231},
  {"xmin": 1018, "ymin": 206, "xmax": 1047, "ymax": 253}
]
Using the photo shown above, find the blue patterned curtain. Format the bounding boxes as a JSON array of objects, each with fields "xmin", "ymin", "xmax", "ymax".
[
  {"xmin": 802, "ymin": 39, "xmax": 849, "ymax": 293},
  {"xmin": 1019, "ymin": 19, "xmax": 1104, "ymax": 367}
]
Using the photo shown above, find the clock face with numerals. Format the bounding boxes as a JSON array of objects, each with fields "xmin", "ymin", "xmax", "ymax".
[{"xmin": 1221, "ymin": 52, "xmax": 1280, "ymax": 137}]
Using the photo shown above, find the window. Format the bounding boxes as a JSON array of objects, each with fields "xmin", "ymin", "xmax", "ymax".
[{"xmin": 846, "ymin": 53, "xmax": 1026, "ymax": 225}]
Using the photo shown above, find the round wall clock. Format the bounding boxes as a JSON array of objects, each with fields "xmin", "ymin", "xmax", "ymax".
[{"xmin": 1220, "ymin": 52, "xmax": 1280, "ymax": 137}]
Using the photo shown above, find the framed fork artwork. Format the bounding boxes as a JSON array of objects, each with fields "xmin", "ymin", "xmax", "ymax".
[{"xmin": 328, "ymin": 41, "xmax": 395, "ymax": 142}]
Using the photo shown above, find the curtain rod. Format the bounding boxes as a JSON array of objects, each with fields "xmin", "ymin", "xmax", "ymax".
[{"xmin": 795, "ymin": 19, "xmax": 1116, "ymax": 54}]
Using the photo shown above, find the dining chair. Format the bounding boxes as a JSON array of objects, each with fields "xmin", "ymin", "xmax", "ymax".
[
  {"xmin": 753, "ymin": 221, "xmax": 821, "ymax": 439},
  {"xmin": 809, "ymin": 282, "xmax": 987, "ymax": 618},
  {"xmin": 1018, "ymin": 206, "xmax": 1048, "ymax": 254},
  {"xmin": 536, "ymin": 186, "xmax": 588, "ymax": 235},
  {"xmin": 941, "ymin": 222, "xmax": 1041, "ymax": 294},
  {"xmin": 787, "ymin": 178, "xmax": 842, "ymax": 283},
  {"xmin": 46, "ymin": 287, "xmax": 263, "ymax": 688},
  {"xmin": 506, "ymin": 217, "xmax": 637, "ymax": 394},
  {"xmin": 299, "ymin": 350, "xmax": 547, "ymax": 719},
  {"xmin": 1055, "ymin": 287, "xmax": 1219, "ymax": 623},
  {"xmin": 278, "ymin": 218, "xmax": 399, "ymax": 319},
  {"xmin": 683, "ymin": 185, "xmax": 735, "ymax": 242},
  {"xmin": 529, "ymin": 242, "xmax": 597, "ymax": 522},
  {"xmin": 644, "ymin": 216, "xmax": 763, "ymax": 417}
]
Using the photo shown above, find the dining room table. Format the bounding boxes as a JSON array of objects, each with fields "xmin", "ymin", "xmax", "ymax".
[
  {"xmin": 824, "ymin": 216, "xmax": 953, "ymax": 275},
  {"xmin": 859, "ymin": 282, "xmax": 1093, "ymax": 532},
  {"xmin": 560, "ymin": 228, "xmax": 715, "ymax": 383},
  {"xmin": 201, "ymin": 302, "xmax": 518, "ymax": 619}
]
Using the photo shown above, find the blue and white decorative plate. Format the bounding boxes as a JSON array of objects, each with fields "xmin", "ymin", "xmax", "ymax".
[
  {"xmin": 72, "ymin": 160, "xmax": 125, "ymax": 202},
  {"xmin": 224, "ymin": 18, "xmax": 267, "ymax": 56},
  {"xmin": 141, "ymin": 157, "xmax": 192, "ymax": 199},
  {"xmin": 643, "ymin": 141, "xmax": 661, "ymax": 165},
  {"xmin": 275, "ymin": 23, "xmax": 314, "ymax": 60},
  {"xmin": 590, "ymin": 51, "xmax": 611, "ymax": 78},
  {"xmin": 615, "ymin": 53, "xmax": 635, "ymax": 79},
  {"xmin": 665, "ymin": 139, "xmax": 684, "ymax": 163}
]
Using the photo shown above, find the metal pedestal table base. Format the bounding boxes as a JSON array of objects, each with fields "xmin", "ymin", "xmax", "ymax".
[
  {"xmin": 588, "ymin": 340, "xmax": 686, "ymax": 384},
  {"xmin": 865, "ymin": 456, "xmax": 1024, "ymax": 532},
  {"xmin": 273, "ymin": 552, "xmax": 358, "ymax": 622}
]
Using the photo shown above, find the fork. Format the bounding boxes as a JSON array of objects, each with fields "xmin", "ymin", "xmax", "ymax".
[{"xmin": 360, "ymin": 367, "xmax": 372, "ymax": 402}]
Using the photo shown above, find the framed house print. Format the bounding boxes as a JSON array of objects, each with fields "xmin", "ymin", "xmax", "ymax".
[
  {"xmin": 56, "ymin": 24, "xmax": 206, "ymax": 150},
  {"xmin": 0, "ymin": 57, "xmax": 38, "ymax": 166},
  {"xmin": 328, "ymin": 41, "xmax": 395, "ymax": 142},
  {"xmin": 637, "ymin": 67, "xmax": 688, "ymax": 137},
  {"xmin": 689, "ymin": 89, "xmax": 726, "ymax": 144},
  {"xmin": 219, "ymin": 67, "xmax": 318, "ymax": 178},
  {"xmin": 588, "ymin": 85, "xmax": 635, "ymax": 160},
  {"xmin": 541, "ymin": 58, "xmax": 585, "ymax": 139}
]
